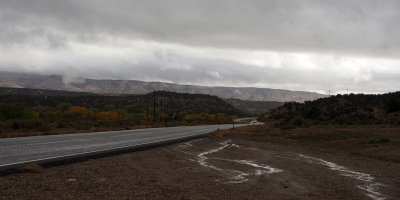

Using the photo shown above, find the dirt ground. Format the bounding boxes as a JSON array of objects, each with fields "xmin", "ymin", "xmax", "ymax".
[{"xmin": 0, "ymin": 126, "xmax": 399, "ymax": 200}]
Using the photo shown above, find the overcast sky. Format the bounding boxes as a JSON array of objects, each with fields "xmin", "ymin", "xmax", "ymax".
[{"xmin": 0, "ymin": 0, "xmax": 399, "ymax": 94}]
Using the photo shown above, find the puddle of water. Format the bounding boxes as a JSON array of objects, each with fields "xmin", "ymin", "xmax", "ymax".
[
  {"xmin": 177, "ymin": 139, "xmax": 389, "ymax": 199},
  {"xmin": 298, "ymin": 154, "xmax": 387, "ymax": 200},
  {"xmin": 178, "ymin": 139, "xmax": 202, "ymax": 148},
  {"xmin": 197, "ymin": 140, "xmax": 246, "ymax": 181},
  {"xmin": 195, "ymin": 140, "xmax": 282, "ymax": 184},
  {"xmin": 234, "ymin": 160, "xmax": 283, "ymax": 175}
]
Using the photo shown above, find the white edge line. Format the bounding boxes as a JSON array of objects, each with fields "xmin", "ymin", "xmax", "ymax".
[
  {"xmin": 0, "ymin": 124, "xmax": 249, "ymax": 170},
  {"xmin": 0, "ymin": 132, "xmax": 208, "ymax": 170}
]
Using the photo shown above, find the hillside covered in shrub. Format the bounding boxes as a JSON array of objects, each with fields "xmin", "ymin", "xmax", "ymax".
[
  {"xmin": 224, "ymin": 98, "xmax": 283, "ymax": 114},
  {"xmin": 269, "ymin": 92, "xmax": 400, "ymax": 128},
  {"xmin": 0, "ymin": 87, "xmax": 245, "ymax": 137}
]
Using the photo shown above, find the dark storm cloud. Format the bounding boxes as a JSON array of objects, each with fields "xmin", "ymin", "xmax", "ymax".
[
  {"xmin": 0, "ymin": 0, "xmax": 399, "ymax": 94},
  {"xmin": 1, "ymin": 0, "xmax": 400, "ymax": 57}
]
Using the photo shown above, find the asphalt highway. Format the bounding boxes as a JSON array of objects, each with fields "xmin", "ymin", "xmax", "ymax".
[{"xmin": 0, "ymin": 124, "xmax": 247, "ymax": 170}]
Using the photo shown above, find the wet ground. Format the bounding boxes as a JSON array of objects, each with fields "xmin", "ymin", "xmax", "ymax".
[{"xmin": 0, "ymin": 137, "xmax": 399, "ymax": 200}]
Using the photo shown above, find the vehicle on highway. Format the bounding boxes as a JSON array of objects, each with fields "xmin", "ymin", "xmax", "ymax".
[{"xmin": 251, "ymin": 120, "xmax": 258, "ymax": 125}]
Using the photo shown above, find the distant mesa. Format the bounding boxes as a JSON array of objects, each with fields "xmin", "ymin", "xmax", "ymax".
[{"xmin": 0, "ymin": 71, "xmax": 326, "ymax": 102}]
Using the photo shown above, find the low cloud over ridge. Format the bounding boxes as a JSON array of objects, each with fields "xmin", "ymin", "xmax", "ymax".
[{"xmin": 0, "ymin": 0, "xmax": 399, "ymax": 94}]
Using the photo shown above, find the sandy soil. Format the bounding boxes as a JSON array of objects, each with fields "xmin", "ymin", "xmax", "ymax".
[{"xmin": 0, "ymin": 137, "xmax": 399, "ymax": 200}]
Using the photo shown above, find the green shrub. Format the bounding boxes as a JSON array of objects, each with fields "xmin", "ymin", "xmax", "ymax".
[
  {"xmin": 61, "ymin": 111, "xmax": 75, "ymax": 119},
  {"xmin": 0, "ymin": 103, "xmax": 25, "ymax": 120},
  {"xmin": 386, "ymin": 98, "xmax": 400, "ymax": 113},
  {"xmin": 8, "ymin": 119, "xmax": 50, "ymax": 131},
  {"xmin": 57, "ymin": 102, "xmax": 72, "ymax": 112}
]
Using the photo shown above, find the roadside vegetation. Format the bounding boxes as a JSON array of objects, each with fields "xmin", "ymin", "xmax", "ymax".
[{"xmin": 0, "ymin": 88, "xmax": 245, "ymax": 138}]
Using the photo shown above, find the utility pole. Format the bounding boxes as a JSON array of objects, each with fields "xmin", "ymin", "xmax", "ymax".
[
  {"xmin": 146, "ymin": 101, "xmax": 149, "ymax": 121},
  {"xmin": 160, "ymin": 92, "xmax": 163, "ymax": 120},
  {"xmin": 153, "ymin": 91, "xmax": 156, "ymax": 123}
]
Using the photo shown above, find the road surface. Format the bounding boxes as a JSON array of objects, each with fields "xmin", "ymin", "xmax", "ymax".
[{"xmin": 0, "ymin": 124, "xmax": 246, "ymax": 170}]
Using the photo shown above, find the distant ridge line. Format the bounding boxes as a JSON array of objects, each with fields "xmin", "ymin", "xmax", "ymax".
[{"xmin": 0, "ymin": 71, "xmax": 326, "ymax": 102}]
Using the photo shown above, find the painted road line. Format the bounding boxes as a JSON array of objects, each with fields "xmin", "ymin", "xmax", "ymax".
[{"xmin": 0, "ymin": 124, "xmax": 248, "ymax": 170}]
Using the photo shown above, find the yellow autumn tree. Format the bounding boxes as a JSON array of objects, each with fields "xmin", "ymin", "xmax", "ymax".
[
  {"xmin": 69, "ymin": 106, "xmax": 88, "ymax": 119},
  {"xmin": 96, "ymin": 111, "xmax": 118, "ymax": 120}
]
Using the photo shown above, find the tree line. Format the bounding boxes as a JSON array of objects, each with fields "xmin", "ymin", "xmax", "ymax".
[
  {"xmin": 0, "ymin": 90, "xmax": 242, "ymax": 137},
  {"xmin": 268, "ymin": 92, "xmax": 400, "ymax": 129}
]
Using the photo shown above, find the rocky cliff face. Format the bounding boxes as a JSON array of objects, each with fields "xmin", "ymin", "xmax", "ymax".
[{"xmin": 0, "ymin": 72, "xmax": 326, "ymax": 102}]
